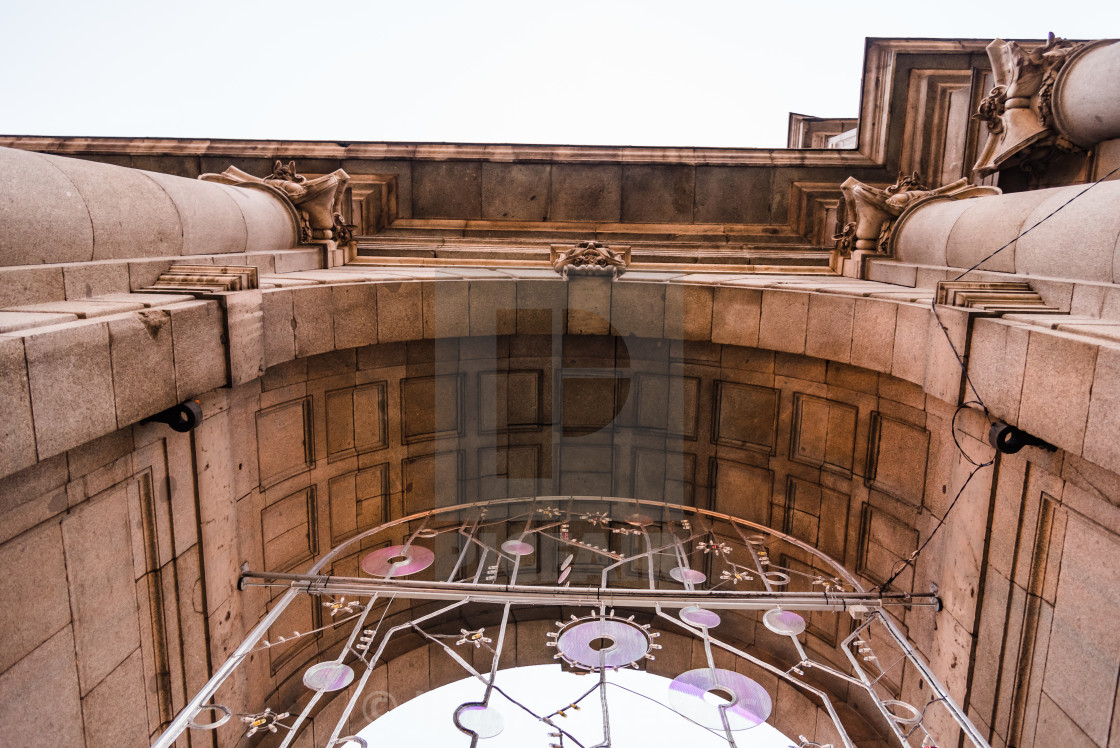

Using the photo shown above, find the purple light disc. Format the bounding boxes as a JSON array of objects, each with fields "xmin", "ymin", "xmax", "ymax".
[
  {"xmin": 763, "ymin": 608, "xmax": 806, "ymax": 636},
  {"xmin": 360, "ymin": 545, "xmax": 435, "ymax": 577},
  {"xmin": 625, "ymin": 513, "xmax": 654, "ymax": 527},
  {"xmin": 558, "ymin": 566, "xmax": 572, "ymax": 584},
  {"xmin": 680, "ymin": 606, "xmax": 721, "ymax": 628},
  {"xmin": 303, "ymin": 662, "xmax": 355, "ymax": 692},
  {"xmin": 455, "ymin": 703, "xmax": 504, "ymax": 738},
  {"xmin": 501, "ymin": 539, "xmax": 534, "ymax": 556},
  {"xmin": 669, "ymin": 566, "xmax": 707, "ymax": 585},
  {"xmin": 557, "ymin": 618, "xmax": 650, "ymax": 669},
  {"xmin": 668, "ymin": 668, "xmax": 773, "ymax": 730}
]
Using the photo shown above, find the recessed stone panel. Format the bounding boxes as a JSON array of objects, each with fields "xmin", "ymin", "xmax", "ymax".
[
  {"xmin": 401, "ymin": 374, "xmax": 462, "ymax": 443},
  {"xmin": 256, "ymin": 397, "xmax": 314, "ymax": 488},
  {"xmin": 403, "ymin": 451, "xmax": 463, "ymax": 512},
  {"xmin": 712, "ymin": 380, "xmax": 779, "ymax": 453},
  {"xmin": 866, "ymin": 412, "xmax": 929, "ymax": 506},
  {"xmin": 326, "ymin": 382, "xmax": 387, "ymax": 461},
  {"xmin": 328, "ymin": 464, "xmax": 388, "ymax": 545},
  {"xmin": 858, "ymin": 504, "xmax": 918, "ymax": 589},
  {"xmin": 784, "ymin": 476, "xmax": 849, "ymax": 561},
  {"xmin": 636, "ymin": 373, "xmax": 700, "ymax": 439},
  {"xmin": 261, "ymin": 487, "xmax": 317, "ymax": 572},
  {"xmin": 790, "ymin": 393, "xmax": 857, "ymax": 474},
  {"xmin": 61, "ymin": 485, "xmax": 140, "ymax": 694},
  {"xmin": 710, "ymin": 458, "xmax": 773, "ymax": 525},
  {"xmin": 478, "ymin": 370, "xmax": 542, "ymax": 434}
]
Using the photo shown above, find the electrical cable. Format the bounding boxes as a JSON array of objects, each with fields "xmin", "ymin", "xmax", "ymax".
[{"xmin": 880, "ymin": 165, "xmax": 1119, "ymax": 592}]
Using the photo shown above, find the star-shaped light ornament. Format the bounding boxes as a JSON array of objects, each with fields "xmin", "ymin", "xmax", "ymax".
[
  {"xmin": 580, "ymin": 511, "xmax": 611, "ymax": 527},
  {"xmin": 322, "ymin": 596, "xmax": 361, "ymax": 617},
  {"xmin": 720, "ymin": 568, "xmax": 754, "ymax": 584},
  {"xmin": 241, "ymin": 708, "xmax": 291, "ymax": 737},
  {"xmin": 456, "ymin": 628, "xmax": 493, "ymax": 648},
  {"xmin": 697, "ymin": 540, "xmax": 732, "ymax": 555}
]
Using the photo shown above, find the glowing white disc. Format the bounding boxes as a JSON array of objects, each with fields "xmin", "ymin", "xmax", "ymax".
[
  {"xmin": 303, "ymin": 662, "xmax": 355, "ymax": 692},
  {"xmin": 668, "ymin": 668, "xmax": 772, "ymax": 730},
  {"xmin": 762, "ymin": 608, "xmax": 806, "ymax": 636},
  {"xmin": 680, "ymin": 606, "xmax": 721, "ymax": 628},
  {"xmin": 455, "ymin": 703, "xmax": 504, "ymax": 738},
  {"xmin": 669, "ymin": 566, "xmax": 706, "ymax": 584}
]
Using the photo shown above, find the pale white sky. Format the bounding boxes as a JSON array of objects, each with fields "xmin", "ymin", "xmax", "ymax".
[
  {"xmin": 0, "ymin": 0, "xmax": 1114, "ymax": 147},
  {"xmin": 359, "ymin": 664, "xmax": 796, "ymax": 747}
]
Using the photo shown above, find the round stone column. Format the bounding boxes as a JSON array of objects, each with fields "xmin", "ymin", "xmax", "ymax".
[{"xmin": 1053, "ymin": 40, "xmax": 1120, "ymax": 148}]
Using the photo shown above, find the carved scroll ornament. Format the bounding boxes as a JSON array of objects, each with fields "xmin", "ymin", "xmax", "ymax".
[
  {"xmin": 834, "ymin": 173, "xmax": 1000, "ymax": 257},
  {"xmin": 972, "ymin": 33, "xmax": 1085, "ymax": 177},
  {"xmin": 201, "ymin": 161, "xmax": 353, "ymax": 244},
  {"xmin": 550, "ymin": 241, "xmax": 631, "ymax": 278}
]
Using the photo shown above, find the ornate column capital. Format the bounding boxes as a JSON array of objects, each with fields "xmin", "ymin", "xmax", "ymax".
[{"xmin": 972, "ymin": 33, "xmax": 1086, "ymax": 177}]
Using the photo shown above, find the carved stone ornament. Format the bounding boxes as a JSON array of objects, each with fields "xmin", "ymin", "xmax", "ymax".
[
  {"xmin": 972, "ymin": 33, "xmax": 1085, "ymax": 177},
  {"xmin": 550, "ymin": 241, "xmax": 631, "ymax": 278},
  {"xmin": 201, "ymin": 161, "xmax": 353, "ymax": 244},
  {"xmin": 834, "ymin": 173, "xmax": 1000, "ymax": 257}
]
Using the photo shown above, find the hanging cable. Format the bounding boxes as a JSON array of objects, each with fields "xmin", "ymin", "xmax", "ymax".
[{"xmin": 880, "ymin": 165, "xmax": 1119, "ymax": 592}]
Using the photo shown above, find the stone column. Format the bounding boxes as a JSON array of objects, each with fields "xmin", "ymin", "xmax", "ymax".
[
  {"xmin": 0, "ymin": 146, "xmax": 300, "ymax": 267},
  {"xmin": 1052, "ymin": 40, "xmax": 1120, "ymax": 148},
  {"xmin": 890, "ymin": 179, "xmax": 1120, "ymax": 283}
]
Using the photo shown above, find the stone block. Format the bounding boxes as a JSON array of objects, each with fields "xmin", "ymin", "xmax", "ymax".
[
  {"xmin": 1018, "ymin": 330, "xmax": 1096, "ymax": 455},
  {"xmin": 143, "ymin": 171, "xmax": 246, "ymax": 256},
  {"xmin": 891, "ymin": 303, "xmax": 930, "ymax": 385},
  {"xmin": 549, "ymin": 164, "xmax": 622, "ymax": 222},
  {"xmin": 423, "ymin": 280, "xmax": 469, "ymax": 339},
  {"xmin": 758, "ymin": 290, "xmax": 808, "ymax": 353},
  {"xmin": 1084, "ymin": 346, "xmax": 1120, "ymax": 474},
  {"xmin": 222, "ymin": 290, "xmax": 265, "ymax": 386},
  {"xmin": 694, "ymin": 166, "xmax": 772, "ymax": 223},
  {"xmin": 0, "ymin": 265, "xmax": 67, "ymax": 308},
  {"xmin": 412, "ymin": 161, "xmax": 482, "ymax": 219},
  {"xmin": 376, "ymin": 281, "xmax": 423, "ymax": 343},
  {"xmin": 63, "ymin": 262, "xmax": 130, "ymax": 299},
  {"xmin": 0, "ymin": 336, "xmax": 35, "ymax": 477},
  {"xmin": 22, "ymin": 320, "xmax": 117, "ymax": 459},
  {"xmin": 515, "ymin": 279, "xmax": 565, "ymax": 335},
  {"xmin": 711, "ymin": 287, "xmax": 761, "ymax": 347},
  {"xmin": 0, "ymin": 627, "xmax": 84, "ymax": 747},
  {"xmin": 108, "ymin": 310, "xmax": 177, "ymax": 427},
  {"xmin": 850, "ymin": 297, "xmax": 896, "ymax": 372},
  {"xmin": 676, "ymin": 283, "xmax": 712, "ymax": 341},
  {"xmin": 293, "ymin": 285, "xmax": 335, "ymax": 357},
  {"xmin": 333, "ymin": 283, "xmax": 378, "ymax": 351},
  {"xmin": 967, "ymin": 318, "xmax": 1028, "ymax": 424},
  {"xmin": 621, "ymin": 164, "xmax": 694, "ymax": 222},
  {"xmin": 0, "ymin": 521, "xmax": 71, "ymax": 674},
  {"xmin": 611, "ymin": 281, "xmax": 664, "ymax": 338},
  {"xmin": 481, "ymin": 162, "xmax": 550, "ymax": 221},
  {"xmin": 168, "ymin": 300, "xmax": 229, "ymax": 401},
  {"xmin": 262, "ymin": 288, "xmax": 296, "ymax": 368},
  {"xmin": 0, "ymin": 147, "xmax": 94, "ymax": 266},
  {"xmin": 61, "ymin": 485, "xmax": 141, "ymax": 694},
  {"xmin": 81, "ymin": 648, "xmax": 148, "ymax": 748},
  {"xmin": 566, "ymin": 277, "xmax": 611, "ymax": 335},
  {"xmin": 805, "ymin": 293, "xmax": 854, "ymax": 362}
]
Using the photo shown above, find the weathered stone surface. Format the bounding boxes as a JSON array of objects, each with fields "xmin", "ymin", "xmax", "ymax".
[
  {"xmin": 549, "ymin": 164, "xmax": 622, "ymax": 222},
  {"xmin": 0, "ymin": 147, "xmax": 94, "ymax": 266},
  {"xmin": 611, "ymin": 281, "xmax": 663, "ymax": 338},
  {"xmin": 333, "ymin": 283, "xmax": 378, "ymax": 350},
  {"xmin": 22, "ymin": 320, "xmax": 117, "ymax": 459},
  {"xmin": 412, "ymin": 161, "xmax": 481, "ymax": 219},
  {"xmin": 1018, "ymin": 330, "xmax": 1096, "ymax": 454},
  {"xmin": 621, "ymin": 164, "xmax": 694, "ymax": 223},
  {"xmin": 61, "ymin": 485, "xmax": 140, "ymax": 694},
  {"xmin": 566, "ymin": 277, "xmax": 611, "ymax": 335},
  {"xmin": 759, "ymin": 289, "xmax": 808, "ymax": 354},
  {"xmin": 376, "ymin": 281, "xmax": 423, "ymax": 343},
  {"xmin": 293, "ymin": 285, "xmax": 334, "ymax": 357},
  {"xmin": 168, "ymin": 300, "xmax": 228, "ymax": 401},
  {"xmin": 711, "ymin": 287, "xmax": 761, "ymax": 347},
  {"xmin": 0, "ymin": 336, "xmax": 35, "ymax": 477},
  {"xmin": 0, "ymin": 521, "xmax": 70, "ymax": 674},
  {"xmin": 0, "ymin": 627, "xmax": 84, "ymax": 747},
  {"xmin": 108, "ymin": 310, "xmax": 176, "ymax": 426},
  {"xmin": 1084, "ymin": 345, "xmax": 1120, "ymax": 475},
  {"xmin": 481, "ymin": 162, "xmax": 549, "ymax": 221},
  {"xmin": 81, "ymin": 648, "xmax": 148, "ymax": 748},
  {"xmin": 805, "ymin": 293, "xmax": 854, "ymax": 362}
]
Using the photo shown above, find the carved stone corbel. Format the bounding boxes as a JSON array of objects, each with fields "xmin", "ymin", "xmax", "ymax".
[
  {"xmin": 201, "ymin": 160, "xmax": 354, "ymax": 245},
  {"xmin": 972, "ymin": 33, "xmax": 1086, "ymax": 177},
  {"xmin": 550, "ymin": 241, "xmax": 631, "ymax": 279},
  {"xmin": 834, "ymin": 174, "xmax": 999, "ymax": 258}
]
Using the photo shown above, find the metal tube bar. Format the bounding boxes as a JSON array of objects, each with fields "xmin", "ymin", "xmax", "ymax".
[{"xmin": 239, "ymin": 570, "xmax": 940, "ymax": 611}]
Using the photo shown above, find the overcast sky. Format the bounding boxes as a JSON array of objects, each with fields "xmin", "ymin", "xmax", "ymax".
[{"xmin": 0, "ymin": 0, "xmax": 1114, "ymax": 148}]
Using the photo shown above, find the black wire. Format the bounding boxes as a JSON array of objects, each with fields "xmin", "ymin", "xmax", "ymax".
[{"xmin": 895, "ymin": 166, "xmax": 1120, "ymax": 591}]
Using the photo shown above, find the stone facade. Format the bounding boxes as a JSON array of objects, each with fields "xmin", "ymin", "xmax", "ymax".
[{"xmin": 0, "ymin": 34, "xmax": 1118, "ymax": 748}]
